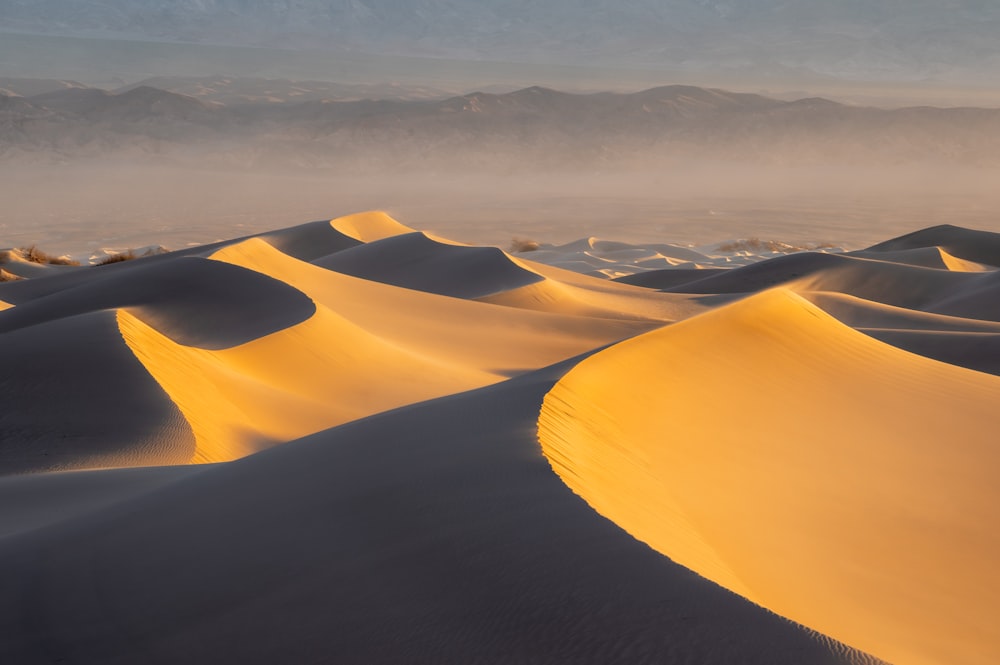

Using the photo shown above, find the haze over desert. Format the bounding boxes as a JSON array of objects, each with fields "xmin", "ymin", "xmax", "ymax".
[{"xmin": 3, "ymin": 2, "xmax": 1000, "ymax": 664}]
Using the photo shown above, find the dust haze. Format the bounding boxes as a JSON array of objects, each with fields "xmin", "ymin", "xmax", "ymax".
[{"xmin": 4, "ymin": 159, "xmax": 999, "ymax": 258}]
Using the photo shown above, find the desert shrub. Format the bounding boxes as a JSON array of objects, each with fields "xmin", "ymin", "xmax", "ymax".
[
  {"xmin": 715, "ymin": 238, "xmax": 839, "ymax": 254},
  {"xmin": 18, "ymin": 245, "xmax": 80, "ymax": 266},
  {"xmin": 509, "ymin": 237, "xmax": 541, "ymax": 252},
  {"xmin": 95, "ymin": 250, "xmax": 138, "ymax": 266}
]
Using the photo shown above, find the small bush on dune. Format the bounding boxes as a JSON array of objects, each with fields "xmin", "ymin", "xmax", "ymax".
[
  {"xmin": 715, "ymin": 238, "xmax": 835, "ymax": 254},
  {"xmin": 509, "ymin": 237, "xmax": 541, "ymax": 252},
  {"xmin": 95, "ymin": 250, "xmax": 137, "ymax": 266},
  {"xmin": 17, "ymin": 245, "xmax": 80, "ymax": 266}
]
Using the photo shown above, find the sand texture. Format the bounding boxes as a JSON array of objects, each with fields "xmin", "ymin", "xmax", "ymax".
[{"xmin": 2, "ymin": 214, "xmax": 998, "ymax": 664}]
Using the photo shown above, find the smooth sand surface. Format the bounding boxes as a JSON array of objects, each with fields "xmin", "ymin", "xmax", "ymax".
[
  {"xmin": 539, "ymin": 288, "xmax": 1000, "ymax": 665},
  {"xmin": 0, "ymin": 365, "xmax": 877, "ymax": 665},
  {"xmin": 4, "ymin": 214, "xmax": 999, "ymax": 664},
  {"xmin": 864, "ymin": 224, "xmax": 1000, "ymax": 267},
  {"xmin": 847, "ymin": 246, "xmax": 994, "ymax": 271}
]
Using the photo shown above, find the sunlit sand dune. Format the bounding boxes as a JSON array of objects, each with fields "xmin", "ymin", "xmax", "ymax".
[
  {"xmin": 119, "ymin": 303, "xmax": 495, "ymax": 462},
  {"xmin": 538, "ymin": 288, "xmax": 1000, "ymax": 665},
  {"xmin": 210, "ymin": 237, "xmax": 657, "ymax": 376},
  {"xmin": 3, "ymin": 216, "xmax": 998, "ymax": 664},
  {"xmin": 0, "ymin": 363, "xmax": 877, "ymax": 665},
  {"xmin": 329, "ymin": 209, "xmax": 417, "ymax": 242},
  {"xmin": 479, "ymin": 257, "xmax": 709, "ymax": 320}
]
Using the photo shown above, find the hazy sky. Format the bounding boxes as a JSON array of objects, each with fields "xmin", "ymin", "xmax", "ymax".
[{"xmin": 2, "ymin": 1, "xmax": 999, "ymax": 87}]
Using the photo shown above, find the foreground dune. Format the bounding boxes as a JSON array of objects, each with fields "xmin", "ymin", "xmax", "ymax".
[
  {"xmin": 539, "ymin": 288, "xmax": 1000, "ymax": 665},
  {"xmin": 2, "ymin": 213, "xmax": 999, "ymax": 664},
  {"xmin": 0, "ymin": 365, "xmax": 876, "ymax": 665}
]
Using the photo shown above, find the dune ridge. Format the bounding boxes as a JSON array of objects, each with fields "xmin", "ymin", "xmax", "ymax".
[
  {"xmin": 4, "ymin": 215, "xmax": 1000, "ymax": 664},
  {"xmin": 538, "ymin": 287, "xmax": 1000, "ymax": 665}
]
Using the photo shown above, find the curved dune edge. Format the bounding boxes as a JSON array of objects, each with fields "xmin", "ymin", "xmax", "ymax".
[
  {"xmin": 209, "ymin": 237, "xmax": 658, "ymax": 376},
  {"xmin": 800, "ymin": 290, "xmax": 1000, "ymax": 333},
  {"xmin": 481, "ymin": 255, "xmax": 709, "ymax": 321},
  {"xmin": 117, "ymin": 304, "xmax": 496, "ymax": 464},
  {"xmin": 537, "ymin": 288, "xmax": 1000, "ymax": 665},
  {"xmin": 329, "ymin": 210, "xmax": 416, "ymax": 242},
  {"xmin": 850, "ymin": 246, "xmax": 995, "ymax": 272}
]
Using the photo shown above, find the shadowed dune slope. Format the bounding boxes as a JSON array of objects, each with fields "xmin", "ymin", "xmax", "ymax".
[
  {"xmin": 211, "ymin": 238, "xmax": 658, "ymax": 375},
  {"xmin": 315, "ymin": 231, "xmax": 545, "ymax": 298},
  {"xmin": 538, "ymin": 288, "xmax": 1000, "ymax": 665},
  {"xmin": 254, "ymin": 218, "xmax": 362, "ymax": 261},
  {"xmin": 924, "ymin": 271, "xmax": 1000, "ymax": 321},
  {"xmin": 801, "ymin": 291, "xmax": 1000, "ymax": 332},
  {"xmin": 0, "ymin": 465, "xmax": 197, "ymax": 539},
  {"xmin": 665, "ymin": 252, "xmax": 979, "ymax": 308},
  {"xmin": 0, "ymin": 364, "xmax": 878, "ymax": 665},
  {"xmin": 863, "ymin": 329, "xmax": 1000, "ymax": 376},
  {"xmin": 0, "ymin": 257, "xmax": 315, "ymax": 349},
  {"xmin": 847, "ymin": 246, "xmax": 994, "ymax": 272},
  {"xmin": 865, "ymin": 224, "xmax": 1000, "ymax": 267},
  {"xmin": 479, "ymin": 256, "xmax": 709, "ymax": 321},
  {"xmin": 613, "ymin": 267, "xmax": 728, "ymax": 290},
  {"xmin": 0, "ymin": 310, "xmax": 195, "ymax": 474}
]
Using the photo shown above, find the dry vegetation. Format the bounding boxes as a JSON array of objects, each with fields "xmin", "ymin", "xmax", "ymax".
[
  {"xmin": 508, "ymin": 237, "xmax": 541, "ymax": 252},
  {"xmin": 18, "ymin": 245, "xmax": 80, "ymax": 266},
  {"xmin": 715, "ymin": 238, "xmax": 838, "ymax": 254},
  {"xmin": 95, "ymin": 250, "xmax": 138, "ymax": 266}
]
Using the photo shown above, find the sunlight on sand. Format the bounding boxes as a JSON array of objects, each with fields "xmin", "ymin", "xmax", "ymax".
[{"xmin": 539, "ymin": 287, "xmax": 1000, "ymax": 665}]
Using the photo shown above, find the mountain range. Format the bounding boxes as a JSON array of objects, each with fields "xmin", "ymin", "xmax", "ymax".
[{"xmin": 4, "ymin": 81, "xmax": 1000, "ymax": 171}]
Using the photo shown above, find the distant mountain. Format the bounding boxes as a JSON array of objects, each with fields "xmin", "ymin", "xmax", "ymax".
[
  {"xmin": 2, "ymin": 1, "xmax": 999, "ymax": 83},
  {"xmin": 115, "ymin": 76, "xmax": 455, "ymax": 104},
  {"xmin": 0, "ymin": 77, "xmax": 89, "ymax": 97},
  {"xmin": 4, "ymin": 83, "xmax": 1000, "ymax": 170}
]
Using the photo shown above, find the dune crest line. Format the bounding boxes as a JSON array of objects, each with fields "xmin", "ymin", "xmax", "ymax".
[{"xmin": 537, "ymin": 287, "xmax": 1000, "ymax": 665}]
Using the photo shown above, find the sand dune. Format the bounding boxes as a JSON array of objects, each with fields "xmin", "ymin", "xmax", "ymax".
[
  {"xmin": 539, "ymin": 288, "xmax": 1000, "ymax": 665},
  {"xmin": 119, "ymin": 304, "xmax": 494, "ymax": 463},
  {"xmin": 0, "ymin": 363, "xmax": 876, "ymax": 665},
  {"xmin": 847, "ymin": 246, "xmax": 994, "ymax": 272},
  {"xmin": 801, "ymin": 291, "xmax": 1000, "ymax": 332},
  {"xmin": 315, "ymin": 230, "xmax": 545, "ymax": 298},
  {"xmin": 0, "ymin": 310, "xmax": 194, "ymax": 474},
  {"xmin": 0, "ymin": 256, "xmax": 316, "ymax": 347},
  {"xmin": 210, "ymin": 236, "xmax": 656, "ymax": 376},
  {"xmin": 863, "ymin": 329, "xmax": 1000, "ymax": 376},
  {"xmin": 329, "ymin": 209, "xmax": 417, "ymax": 242},
  {"xmin": 4, "ymin": 216, "xmax": 999, "ymax": 664},
  {"xmin": 613, "ymin": 266, "xmax": 728, "ymax": 289},
  {"xmin": 864, "ymin": 224, "xmax": 1000, "ymax": 267}
]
